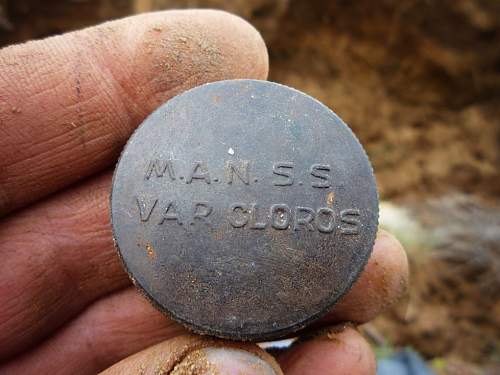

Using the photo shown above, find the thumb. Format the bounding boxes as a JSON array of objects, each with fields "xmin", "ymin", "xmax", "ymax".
[{"xmin": 100, "ymin": 334, "xmax": 283, "ymax": 375}]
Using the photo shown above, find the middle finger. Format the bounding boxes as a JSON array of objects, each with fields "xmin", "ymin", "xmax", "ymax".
[{"xmin": 0, "ymin": 172, "xmax": 126, "ymax": 360}]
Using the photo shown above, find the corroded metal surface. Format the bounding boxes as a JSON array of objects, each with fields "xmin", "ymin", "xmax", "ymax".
[{"xmin": 111, "ymin": 79, "xmax": 378, "ymax": 341}]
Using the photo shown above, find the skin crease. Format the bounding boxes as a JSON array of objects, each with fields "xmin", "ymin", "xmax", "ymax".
[
  {"xmin": 0, "ymin": 9, "xmax": 409, "ymax": 374},
  {"xmin": 100, "ymin": 335, "xmax": 283, "ymax": 375},
  {"xmin": 0, "ymin": 10, "xmax": 268, "ymax": 216}
]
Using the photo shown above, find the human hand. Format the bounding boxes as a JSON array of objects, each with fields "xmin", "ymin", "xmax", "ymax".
[{"xmin": 0, "ymin": 10, "xmax": 408, "ymax": 374}]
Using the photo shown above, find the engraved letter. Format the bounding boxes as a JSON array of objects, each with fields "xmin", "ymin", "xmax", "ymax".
[
  {"xmin": 316, "ymin": 207, "xmax": 335, "ymax": 233},
  {"xmin": 249, "ymin": 203, "xmax": 267, "ymax": 229},
  {"xmin": 228, "ymin": 203, "xmax": 248, "ymax": 228},
  {"xmin": 159, "ymin": 201, "xmax": 182, "ymax": 225},
  {"xmin": 271, "ymin": 204, "xmax": 291, "ymax": 230},
  {"xmin": 136, "ymin": 197, "xmax": 157, "ymax": 222},
  {"xmin": 186, "ymin": 161, "xmax": 211, "ymax": 184},
  {"xmin": 193, "ymin": 202, "xmax": 212, "ymax": 224},
  {"xmin": 225, "ymin": 160, "xmax": 250, "ymax": 184},
  {"xmin": 145, "ymin": 159, "xmax": 176, "ymax": 180},
  {"xmin": 340, "ymin": 209, "xmax": 361, "ymax": 235},
  {"xmin": 311, "ymin": 164, "xmax": 331, "ymax": 188},
  {"xmin": 293, "ymin": 206, "xmax": 315, "ymax": 231},
  {"xmin": 273, "ymin": 162, "xmax": 294, "ymax": 186}
]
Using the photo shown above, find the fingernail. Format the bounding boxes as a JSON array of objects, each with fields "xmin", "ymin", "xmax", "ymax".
[
  {"xmin": 322, "ymin": 323, "xmax": 356, "ymax": 342},
  {"xmin": 170, "ymin": 347, "xmax": 278, "ymax": 375},
  {"xmin": 297, "ymin": 322, "xmax": 353, "ymax": 343}
]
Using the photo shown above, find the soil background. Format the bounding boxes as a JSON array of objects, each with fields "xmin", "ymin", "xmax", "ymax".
[{"xmin": 1, "ymin": 1, "xmax": 499, "ymax": 374}]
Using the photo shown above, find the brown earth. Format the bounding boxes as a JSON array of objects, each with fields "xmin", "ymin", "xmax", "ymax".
[
  {"xmin": 377, "ymin": 196, "xmax": 500, "ymax": 374},
  {"xmin": 1, "ymin": 0, "xmax": 499, "ymax": 372}
]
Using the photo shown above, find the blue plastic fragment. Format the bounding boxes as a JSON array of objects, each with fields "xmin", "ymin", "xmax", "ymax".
[{"xmin": 377, "ymin": 349, "xmax": 435, "ymax": 375}]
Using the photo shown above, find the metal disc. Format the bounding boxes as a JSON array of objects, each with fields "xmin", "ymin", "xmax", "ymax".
[{"xmin": 111, "ymin": 79, "xmax": 378, "ymax": 341}]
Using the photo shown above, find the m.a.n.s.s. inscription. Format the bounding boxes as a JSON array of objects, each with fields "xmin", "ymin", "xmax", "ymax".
[{"xmin": 144, "ymin": 159, "xmax": 333, "ymax": 187}]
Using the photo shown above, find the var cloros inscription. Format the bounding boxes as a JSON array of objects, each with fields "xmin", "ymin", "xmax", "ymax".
[{"xmin": 136, "ymin": 198, "xmax": 361, "ymax": 235}]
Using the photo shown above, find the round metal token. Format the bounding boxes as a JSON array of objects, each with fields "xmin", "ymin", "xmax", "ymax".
[{"xmin": 111, "ymin": 79, "xmax": 378, "ymax": 341}]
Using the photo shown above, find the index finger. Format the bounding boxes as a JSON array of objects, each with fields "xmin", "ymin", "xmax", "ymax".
[{"xmin": 0, "ymin": 9, "xmax": 268, "ymax": 216}]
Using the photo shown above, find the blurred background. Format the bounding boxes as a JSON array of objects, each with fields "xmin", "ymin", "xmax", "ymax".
[{"xmin": 1, "ymin": 1, "xmax": 499, "ymax": 374}]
